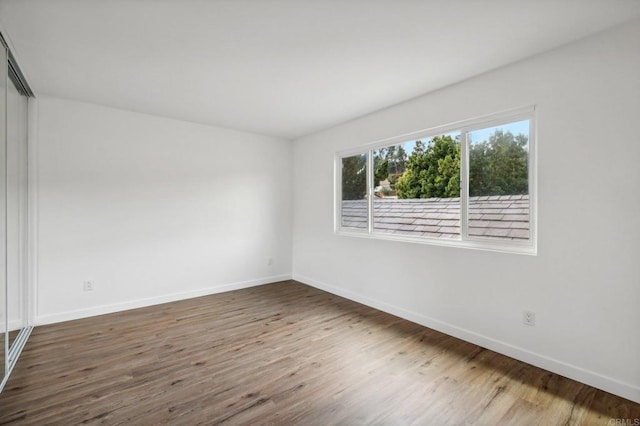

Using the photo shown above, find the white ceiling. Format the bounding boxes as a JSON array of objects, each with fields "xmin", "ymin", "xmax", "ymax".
[{"xmin": 1, "ymin": 1, "xmax": 639, "ymax": 139}]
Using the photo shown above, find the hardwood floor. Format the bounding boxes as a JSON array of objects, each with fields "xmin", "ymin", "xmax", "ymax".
[{"xmin": 1, "ymin": 280, "xmax": 638, "ymax": 425}]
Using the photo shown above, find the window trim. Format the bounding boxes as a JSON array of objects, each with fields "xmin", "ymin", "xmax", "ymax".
[{"xmin": 334, "ymin": 106, "xmax": 537, "ymax": 255}]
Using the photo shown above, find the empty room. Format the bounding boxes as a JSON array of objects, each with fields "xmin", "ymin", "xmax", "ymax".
[{"xmin": 0, "ymin": 1, "xmax": 639, "ymax": 424}]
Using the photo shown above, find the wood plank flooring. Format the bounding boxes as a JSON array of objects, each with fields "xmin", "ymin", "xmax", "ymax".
[{"xmin": 0, "ymin": 280, "xmax": 638, "ymax": 425}]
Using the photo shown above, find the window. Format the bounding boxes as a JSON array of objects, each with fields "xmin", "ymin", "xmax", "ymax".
[
  {"xmin": 335, "ymin": 107, "xmax": 536, "ymax": 254},
  {"xmin": 341, "ymin": 154, "xmax": 368, "ymax": 230},
  {"xmin": 372, "ymin": 132, "xmax": 462, "ymax": 239}
]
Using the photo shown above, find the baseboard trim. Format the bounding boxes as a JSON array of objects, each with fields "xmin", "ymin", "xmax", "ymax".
[
  {"xmin": 7, "ymin": 319, "xmax": 24, "ymax": 332},
  {"xmin": 35, "ymin": 273, "xmax": 293, "ymax": 326},
  {"xmin": 293, "ymin": 273, "xmax": 640, "ymax": 404}
]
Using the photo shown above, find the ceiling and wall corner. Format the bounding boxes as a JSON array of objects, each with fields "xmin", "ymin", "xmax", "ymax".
[{"xmin": 0, "ymin": 0, "xmax": 639, "ymax": 139}]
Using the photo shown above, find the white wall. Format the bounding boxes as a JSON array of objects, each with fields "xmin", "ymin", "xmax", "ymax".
[
  {"xmin": 33, "ymin": 97, "xmax": 292, "ymax": 323},
  {"xmin": 292, "ymin": 20, "xmax": 640, "ymax": 403}
]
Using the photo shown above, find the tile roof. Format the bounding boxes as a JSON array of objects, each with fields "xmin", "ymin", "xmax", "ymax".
[{"xmin": 341, "ymin": 194, "xmax": 529, "ymax": 240}]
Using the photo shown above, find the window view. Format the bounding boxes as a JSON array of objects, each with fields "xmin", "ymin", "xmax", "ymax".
[
  {"xmin": 372, "ymin": 133, "xmax": 461, "ymax": 239},
  {"xmin": 468, "ymin": 120, "xmax": 530, "ymax": 240},
  {"xmin": 340, "ymin": 154, "xmax": 367, "ymax": 230},
  {"xmin": 336, "ymin": 110, "xmax": 535, "ymax": 253}
]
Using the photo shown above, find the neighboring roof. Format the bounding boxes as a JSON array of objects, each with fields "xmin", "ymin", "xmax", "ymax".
[{"xmin": 341, "ymin": 194, "xmax": 529, "ymax": 240}]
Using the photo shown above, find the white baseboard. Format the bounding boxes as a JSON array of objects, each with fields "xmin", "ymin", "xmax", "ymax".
[
  {"xmin": 35, "ymin": 273, "xmax": 292, "ymax": 326},
  {"xmin": 293, "ymin": 273, "xmax": 640, "ymax": 404},
  {"xmin": 8, "ymin": 319, "xmax": 24, "ymax": 332}
]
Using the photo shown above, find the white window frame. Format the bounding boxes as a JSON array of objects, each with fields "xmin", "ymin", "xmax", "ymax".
[{"xmin": 334, "ymin": 106, "xmax": 537, "ymax": 255}]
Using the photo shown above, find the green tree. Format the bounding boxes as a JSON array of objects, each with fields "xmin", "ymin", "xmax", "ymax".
[
  {"xmin": 373, "ymin": 149, "xmax": 389, "ymax": 187},
  {"xmin": 395, "ymin": 141, "xmax": 425, "ymax": 198},
  {"xmin": 396, "ymin": 136, "xmax": 460, "ymax": 199},
  {"xmin": 341, "ymin": 154, "xmax": 367, "ymax": 200},
  {"xmin": 372, "ymin": 145, "xmax": 408, "ymax": 189},
  {"xmin": 397, "ymin": 145, "xmax": 407, "ymax": 173},
  {"xmin": 469, "ymin": 130, "xmax": 528, "ymax": 196},
  {"xmin": 388, "ymin": 145, "xmax": 407, "ymax": 175}
]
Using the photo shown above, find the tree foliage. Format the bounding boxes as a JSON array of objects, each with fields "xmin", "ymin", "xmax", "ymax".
[
  {"xmin": 386, "ymin": 145, "xmax": 408, "ymax": 176},
  {"xmin": 373, "ymin": 146, "xmax": 407, "ymax": 187},
  {"xmin": 469, "ymin": 130, "xmax": 528, "ymax": 196},
  {"xmin": 393, "ymin": 130, "xmax": 528, "ymax": 199},
  {"xmin": 396, "ymin": 135, "xmax": 460, "ymax": 199},
  {"xmin": 341, "ymin": 154, "xmax": 367, "ymax": 200},
  {"xmin": 373, "ymin": 156, "xmax": 388, "ymax": 187},
  {"xmin": 342, "ymin": 129, "xmax": 528, "ymax": 201}
]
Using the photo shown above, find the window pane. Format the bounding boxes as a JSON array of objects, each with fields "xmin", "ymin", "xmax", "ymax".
[
  {"xmin": 373, "ymin": 133, "xmax": 461, "ymax": 239},
  {"xmin": 341, "ymin": 153, "xmax": 367, "ymax": 229},
  {"xmin": 468, "ymin": 120, "xmax": 530, "ymax": 240}
]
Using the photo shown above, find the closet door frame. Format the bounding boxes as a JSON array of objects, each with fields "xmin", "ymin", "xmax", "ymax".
[
  {"xmin": 0, "ymin": 31, "xmax": 34, "ymax": 394},
  {"xmin": 0, "ymin": 36, "xmax": 7, "ymax": 382}
]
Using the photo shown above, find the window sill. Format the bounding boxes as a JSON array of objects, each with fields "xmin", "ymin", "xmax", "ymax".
[{"xmin": 336, "ymin": 229, "xmax": 537, "ymax": 256}]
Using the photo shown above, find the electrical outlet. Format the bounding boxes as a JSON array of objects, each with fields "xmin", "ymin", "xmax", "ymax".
[
  {"xmin": 267, "ymin": 257, "xmax": 273, "ymax": 266},
  {"xmin": 523, "ymin": 310, "xmax": 535, "ymax": 326},
  {"xmin": 83, "ymin": 281, "xmax": 94, "ymax": 292}
]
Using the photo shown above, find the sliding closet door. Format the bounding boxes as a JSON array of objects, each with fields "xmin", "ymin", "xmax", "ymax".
[
  {"xmin": 6, "ymin": 75, "xmax": 27, "ymax": 350},
  {"xmin": 0, "ymin": 44, "xmax": 7, "ymax": 377},
  {"xmin": 0, "ymin": 34, "xmax": 32, "ymax": 393}
]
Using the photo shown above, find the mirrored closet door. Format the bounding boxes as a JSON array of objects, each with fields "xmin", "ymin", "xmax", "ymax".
[
  {"xmin": 7, "ymin": 57, "xmax": 29, "ymax": 357},
  {"xmin": 0, "ymin": 37, "xmax": 7, "ymax": 385},
  {"xmin": 0, "ymin": 34, "xmax": 33, "ymax": 393}
]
